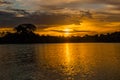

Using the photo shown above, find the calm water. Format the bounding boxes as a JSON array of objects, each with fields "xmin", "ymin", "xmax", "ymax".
[{"xmin": 0, "ymin": 43, "xmax": 120, "ymax": 80}]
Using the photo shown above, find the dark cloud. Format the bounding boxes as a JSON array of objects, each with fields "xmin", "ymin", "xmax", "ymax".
[
  {"xmin": 0, "ymin": 10, "xmax": 83, "ymax": 27},
  {"xmin": 0, "ymin": 11, "xmax": 28, "ymax": 27},
  {"xmin": 57, "ymin": 0, "xmax": 120, "ymax": 11},
  {"xmin": 73, "ymin": 0, "xmax": 120, "ymax": 4},
  {"xmin": 95, "ymin": 11, "xmax": 120, "ymax": 22},
  {"xmin": 106, "ymin": 5, "xmax": 120, "ymax": 11},
  {"xmin": 51, "ymin": 29, "xmax": 96, "ymax": 33},
  {"xmin": 40, "ymin": 5, "xmax": 64, "ymax": 10},
  {"xmin": 105, "ymin": 0, "xmax": 120, "ymax": 5},
  {"xmin": 0, "ymin": 10, "xmax": 14, "ymax": 17},
  {"xmin": 6, "ymin": 7, "xmax": 30, "ymax": 15},
  {"xmin": 81, "ymin": 10, "xmax": 92, "ymax": 18},
  {"xmin": 0, "ymin": 0, "xmax": 12, "ymax": 5}
]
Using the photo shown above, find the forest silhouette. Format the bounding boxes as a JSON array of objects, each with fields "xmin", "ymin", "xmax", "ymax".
[{"xmin": 0, "ymin": 24, "xmax": 120, "ymax": 44}]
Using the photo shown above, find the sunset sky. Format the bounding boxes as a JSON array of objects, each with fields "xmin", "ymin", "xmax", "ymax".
[{"xmin": 0, "ymin": 0, "xmax": 120, "ymax": 36}]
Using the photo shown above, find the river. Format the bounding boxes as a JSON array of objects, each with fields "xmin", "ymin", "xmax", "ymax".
[{"xmin": 0, "ymin": 43, "xmax": 120, "ymax": 80}]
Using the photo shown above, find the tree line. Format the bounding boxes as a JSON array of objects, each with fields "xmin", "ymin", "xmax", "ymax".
[{"xmin": 0, "ymin": 24, "xmax": 120, "ymax": 44}]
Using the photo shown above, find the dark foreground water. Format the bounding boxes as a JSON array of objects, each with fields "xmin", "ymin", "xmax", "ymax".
[{"xmin": 0, "ymin": 43, "xmax": 120, "ymax": 80}]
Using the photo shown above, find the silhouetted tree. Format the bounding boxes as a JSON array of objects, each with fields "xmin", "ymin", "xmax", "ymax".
[{"xmin": 14, "ymin": 24, "xmax": 36, "ymax": 34}]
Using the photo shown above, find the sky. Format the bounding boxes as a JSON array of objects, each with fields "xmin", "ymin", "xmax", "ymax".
[{"xmin": 0, "ymin": 0, "xmax": 120, "ymax": 36}]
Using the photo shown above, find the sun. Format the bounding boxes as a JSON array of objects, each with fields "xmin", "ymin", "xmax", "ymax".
[
  {"xmin": 64, "ymin": 29, "xmax": 70, "ymax": 33},
  {"xmin": 63, "ymin": 29, "xmax": 73, "ymax": 36}
]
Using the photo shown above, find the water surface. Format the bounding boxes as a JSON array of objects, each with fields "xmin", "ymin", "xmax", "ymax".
[{"xmin": 0, "ymin": 43, "xmax": 120, "ymax": 80}]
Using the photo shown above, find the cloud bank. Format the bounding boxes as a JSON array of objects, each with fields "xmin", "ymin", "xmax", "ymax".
[{"xmin": 0, "ymin": 0, "xmax": 119, "ymax": 34}]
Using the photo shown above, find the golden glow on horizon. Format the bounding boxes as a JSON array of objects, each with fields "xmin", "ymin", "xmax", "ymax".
[
  {"xmin": 0, "ymin": 20, "xmax": 120, "ymax": 36},
  {"xmin": 63, "ymin": 29, "xmax": 73, "ymax": 36},
  {"xmin": 0, "ymin": 28, "xmax": 13, "ymax": 32},
  {"xmin": 64, "ymin": 29, "xmax": 70, "ymax": 33}
]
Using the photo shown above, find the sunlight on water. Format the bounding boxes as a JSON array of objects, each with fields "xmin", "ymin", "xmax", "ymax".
[
  {"xmin": 35, "ymin": 43, "xmax": 120, "ymax": 80},
  {"xmin": 65, "ymin": 43, "xmax": 70, "ymax": 64},
  {"xmin": 0, "ymin": 43, "xmax": 120, "ymax": 80}
]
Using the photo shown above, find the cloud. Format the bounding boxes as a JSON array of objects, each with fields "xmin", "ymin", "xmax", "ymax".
[
  {"xmin": 3, "ymin": 0, "xmax": 119, "ymax": 12},
  {"xmin": 0, "ymin": 10, "xmax": 26, "ymax": 27},
  {"xmin": 6, "ymin": 7, "xmax": 29, "ymax": 14},
  {"xmin": 0, "ymin": 0, "xmax": 11, "ymax": 6},
  {"xmin": 0, "ymin": 0, "xmax": 120, "ymax": 32},
  {"xmin": 13, "ymin": 0, "xmax": 119, "ymax": 22},
  {"xmin": 5, "ymin": 7, "xmax": 30, "ymax": 17},
  {"xmin": 0, "ymin": 7, "xmax": 94, "ymax": 27},
  {"xmin": 50, "ymin": 29, "xmax": 97, "ymax": 34},
  {"xmin": 0, "ymin": 10, "xmax": 83, "ymax": 27}
]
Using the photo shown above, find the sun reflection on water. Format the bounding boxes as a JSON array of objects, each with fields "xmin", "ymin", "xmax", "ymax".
[
  {"xmin": 36, "ymin": 43, "xmax": 96, "ymax": 80},
  {"xmin": 65, "ymin": 43, "xmax": 70, "ymax": 64},
  {"xmin": 0, "ymin": 44, "xmax": 119, "ymax": 80}
]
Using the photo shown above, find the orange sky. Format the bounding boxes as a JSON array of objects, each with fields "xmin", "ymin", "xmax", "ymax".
[{"xmin": 0, "ymin": 0, "xmax": 120, "ymax": 36}]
